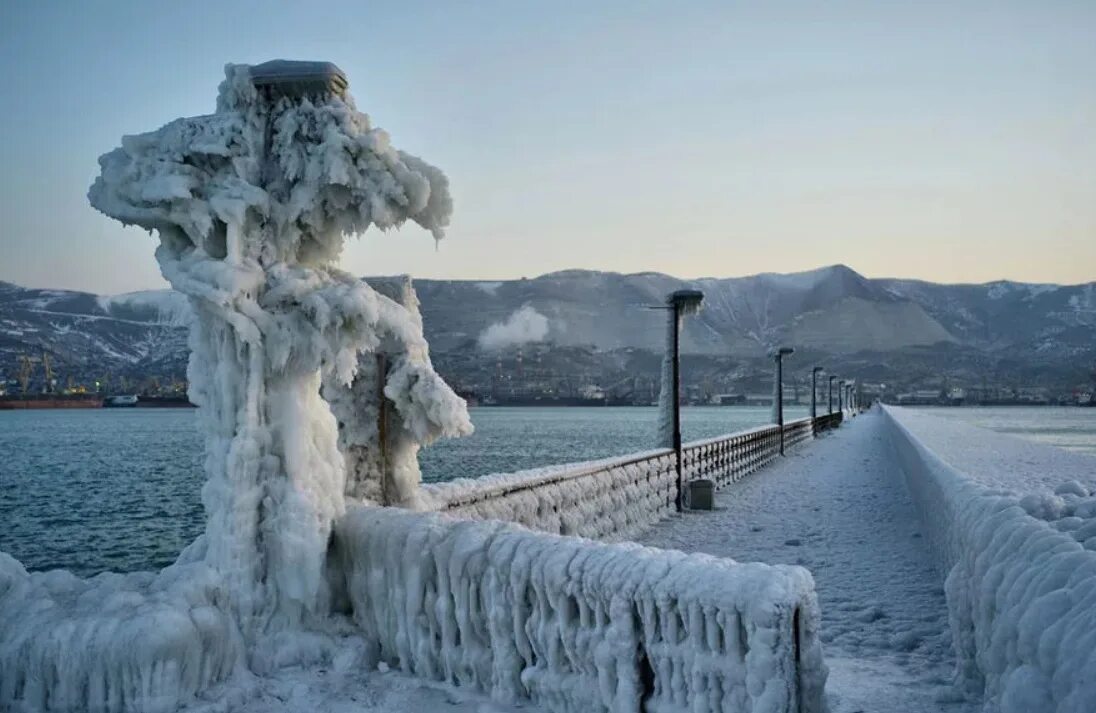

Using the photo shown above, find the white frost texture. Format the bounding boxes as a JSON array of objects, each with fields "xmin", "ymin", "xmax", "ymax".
[
  {"xmin": 334, "ymin": 505, "xmax": 828, "ymax": 713},
  {"xmin": 0, "ymin": 62, "xmax": 470, "ymax": 712},
  {"xmin": 477, "ymin": 304, "xmax": 549, "ymax": 350},
  {"xmin": 423, "ymin": 449, "xmax": 678, "ymax": 541},
  {"xmin": 884, "ymin": 406, "xmax": 1096, "ymax": 712},
  {"xmin": 655, "ymin": 303, "xmax": 700, "ymax": 448}
]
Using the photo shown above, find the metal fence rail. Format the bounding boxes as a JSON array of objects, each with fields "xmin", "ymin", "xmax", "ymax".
[{"xmin": 427, "ymin": 412, "xmax": 844, "ymax": 540}]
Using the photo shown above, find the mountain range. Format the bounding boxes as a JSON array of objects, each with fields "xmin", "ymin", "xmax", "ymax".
[{"xmin": 2, "ymin": 265, "xmax": 1094, "ymax": 395}]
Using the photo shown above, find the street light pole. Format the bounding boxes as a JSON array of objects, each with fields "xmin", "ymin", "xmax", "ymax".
[
  {"xmin": 811, "ymin": 366, "xmax": 823, "ymax": 419},
  {"xmin": 772, "ymin": 347, "xmax": 794, "ymax": 455},
  {"xmin": 828, "ymin": 375, "xmax": 836, "ymax": 415},
  {"xmin": 838, "ymin": 380, "xmax": 846, "ymax": 414},
  {"xmin": 661, "ymin": 289, "xmax": 704, "ymax": 511}
]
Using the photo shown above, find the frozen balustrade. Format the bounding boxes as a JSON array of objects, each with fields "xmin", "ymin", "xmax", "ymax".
[
  {"xmin": 882, "ymin": 406, "xmax": 1096, "ymax": 712},
  {"xmin": 425, "ymin": 414, "xmax": 840, "ymax": 540},
  {"xmin": 333, "ymin": 505, "xmax": 828, "ymax": 713}
]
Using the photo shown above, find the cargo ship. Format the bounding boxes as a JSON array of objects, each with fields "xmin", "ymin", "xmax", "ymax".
[
  {"xmin": 0, "ymin": 394, "xmax": 104, "ymax": 410},
  {"xmin": 0, "ymin": 393, "xmax": 194, "ymax": 409}
]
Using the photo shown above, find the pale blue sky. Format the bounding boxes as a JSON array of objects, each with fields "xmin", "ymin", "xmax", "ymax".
[{"xmin": 1, "ymin": 0, "xmax": 1093, "ymax": 293}]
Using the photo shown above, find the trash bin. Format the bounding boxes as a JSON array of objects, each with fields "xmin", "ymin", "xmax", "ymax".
[{"xmin": 687, "ymin": 478, "xmax": 714, "ymax": 510}]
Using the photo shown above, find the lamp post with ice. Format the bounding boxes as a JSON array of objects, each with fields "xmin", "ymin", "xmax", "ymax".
[
  {"xmin": 655, "ymin": 289, "xmax": 704, "ymax": 511},
  {"xmin": 772, "ymin": 347, "xmax": 795, "ymax": 455},
  {"xmin": 828, "ymin": 375, "xmax": 837, "ymax": 415},
  {"xmin": 810, "ymin": 366, "xmax": 823, "ymax": 419}
]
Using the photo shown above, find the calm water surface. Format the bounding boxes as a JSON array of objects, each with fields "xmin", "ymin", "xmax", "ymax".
[
  {"xmin": 911, "ymin": 406, "xmax": 1096, "ymax": 457},
  {"xmin": 0, "ymin": 405, "xmax": 807, "ymax": 575}
]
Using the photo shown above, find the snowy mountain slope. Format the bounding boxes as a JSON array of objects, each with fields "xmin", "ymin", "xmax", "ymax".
[
  {"xmin": 1, "ymin": 266, "xmax": 1093, "ymax": 387},
  {"xmin": 0, "ymin": 281, "xmax": 188, "ymax": 381},
  {"xmin": 878, "ymin": 277, "xmax": 1096, "ymax": 355},
  {"xmin": 416, "ymin": 265, "xmax": 956, "ymax": 357}
]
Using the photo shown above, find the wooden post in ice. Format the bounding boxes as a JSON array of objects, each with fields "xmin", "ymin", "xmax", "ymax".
[{"xmin": 323, "ymin": 275, "xmax": 444, "ymax": 508}]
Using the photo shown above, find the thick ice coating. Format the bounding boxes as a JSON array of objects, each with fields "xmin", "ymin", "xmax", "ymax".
[
  {"xmin": 87, "ymin": 61, "xmax": 470, "ymax": 634},
  {"xmin": 0, "ymin": 61, "xmax": 470, "ymax": 712}
]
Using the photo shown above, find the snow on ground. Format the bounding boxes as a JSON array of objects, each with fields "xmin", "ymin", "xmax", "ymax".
[
  {"xmin": 884, "ymin": 406, "xmax": 1096, "ymax": 493},
  {"xmin": 185, "ymin": 642, "xmax": 544, "ymax": 713},
  {"xmin": 639, "ymin": 410, "xmax": 978, "ymax": 713}
]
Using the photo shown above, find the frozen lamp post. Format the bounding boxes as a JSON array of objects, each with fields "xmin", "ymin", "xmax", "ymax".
[
  {"xmin": 828, "ymin": 375, "xmax": 837, "ymax": 415},
  {"xmin": 772, "ymin": 347, "xmax": 794, "ymax": 455},
  {"xmin": 656, "ymin": 288, "xmax": 704, "ymax": 511},
  {"xmin": 810, "ymin": 366, "xmax": 823, "ymax": 419},
  {"xmin": 88, "ymin": 60, "xmax": 470, "ymax": 639},
  {"xmin": 838, "ymin": 380, "xmax": 846, "ymax": 414}
]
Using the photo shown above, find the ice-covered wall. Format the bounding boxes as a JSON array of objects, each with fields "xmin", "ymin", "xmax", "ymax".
[
  {"xmin": 334, "ymin": 505, "xmax": 827, "ymax": 713},
  {"xmin": 426, "ymin": 417, "xmax": 821, "ymax": 540},
  {"xmin": 882, "ymin": 406, "xmax": 1096, "ymax": 712},
  {"xmin": 0, "ymin": 544, "xmax": 239, "ymax": 713}
]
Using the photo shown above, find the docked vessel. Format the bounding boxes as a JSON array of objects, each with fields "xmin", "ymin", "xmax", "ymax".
[
  {"xmin": 0, "ymin": 394, "xmax": 104, "ymax": 410},
  {"xmin": 103, "ymin": 394, "xmax": 139, "ymax": 407}
]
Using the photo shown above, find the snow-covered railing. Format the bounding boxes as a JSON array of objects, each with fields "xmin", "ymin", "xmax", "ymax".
[
  {"xmin": 682, "ymin": 417, "xmax": 819, "ymax": 488},
  {"xmin": 423, "ymin": 449, "xmax": 678, "ymax": 540},
  {"xmin": 881, "ymin": 406, "xmax": 1096, "ymax": 710},
  {"xmin": 811, "ymin": 411, "xmax": 843, "ymax": 434},
  {"xmin": 425, "ymin": 416, "xmax": 837, "ymax": 540},
  {"xmin": 333, "ymin": 505, "xmax": 827, "ymax": 713}
]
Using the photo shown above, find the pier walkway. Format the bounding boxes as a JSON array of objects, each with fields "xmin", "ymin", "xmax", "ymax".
[{"xmin": 640, "ymin": 410, "xmax": 978, "ymax": 713}]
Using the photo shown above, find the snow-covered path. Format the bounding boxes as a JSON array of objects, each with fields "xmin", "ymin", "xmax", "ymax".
[{"xmin": 639, "ymin": 410, "xmax": 977, "ymax": 713}]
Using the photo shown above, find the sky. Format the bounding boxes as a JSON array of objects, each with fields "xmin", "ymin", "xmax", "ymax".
[{"xmin": 0, "ymin": 0, "xmax": 1093, "ymax": 294}]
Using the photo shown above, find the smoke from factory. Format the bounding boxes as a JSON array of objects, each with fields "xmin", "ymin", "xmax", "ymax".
[{"xmin": 478, "ymin": 305, "xmax": 549, "ymax": 350}]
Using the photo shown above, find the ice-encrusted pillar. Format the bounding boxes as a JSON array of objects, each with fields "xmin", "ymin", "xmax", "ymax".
[
  {"xmin": 89, "ymin": 61, "xmax": 470, "ymax": 639},
  {"xmin": 323, "ymin": 275, "xmax": 465, "ymax": 508},
  {"xmin": 655, "ymin": 289, "xmax": 703, "ymax": 510}
]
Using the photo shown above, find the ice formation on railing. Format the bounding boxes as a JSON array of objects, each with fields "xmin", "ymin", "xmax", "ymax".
[
  {"xmin": 424, "ymin": 450, "xmax": 678, "ymax": 540},
  {"xmin": 334, "ymin": 505, "xmax": 828, "ymax": 713},
  {"xmin": 1, "ymin": 61, "xmax": 470, "ymax": 712},
  {"xmin": 883, "ymin": 407, "xmax": 1096, "ymax": 713},
  {"xmin": 426, "ymin": 418, "xmax": 822, "ymax": 541}
]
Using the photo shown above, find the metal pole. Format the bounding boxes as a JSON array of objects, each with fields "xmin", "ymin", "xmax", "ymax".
[
  {"xmin": 810, "ymin": 367, "xmax": 821, "ymax": 419},
  {"xmin": 828, "ymin": 376, "xmax": 835, "ymax": 415},
  {"xmin": 672, "ymin": 302, "xmax": 683, "ymax": 512},
  {"xmin": 838, "ymin": 380, "xmax": 845, "ymax": 414},
  {"xmin": 777, "ymin": 355, "xmax": 785, "ymax": 455}
]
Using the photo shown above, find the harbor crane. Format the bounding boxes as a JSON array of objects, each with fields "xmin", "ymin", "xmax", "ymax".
[{"xmin": 18, "ymin": 356, "xmax": 33, "ymax": 395}]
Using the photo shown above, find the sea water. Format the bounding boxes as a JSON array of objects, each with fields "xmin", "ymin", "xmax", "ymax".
[{"xmin": 0, "ymin": 405, "xmax": 806, "ymax": 575}]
